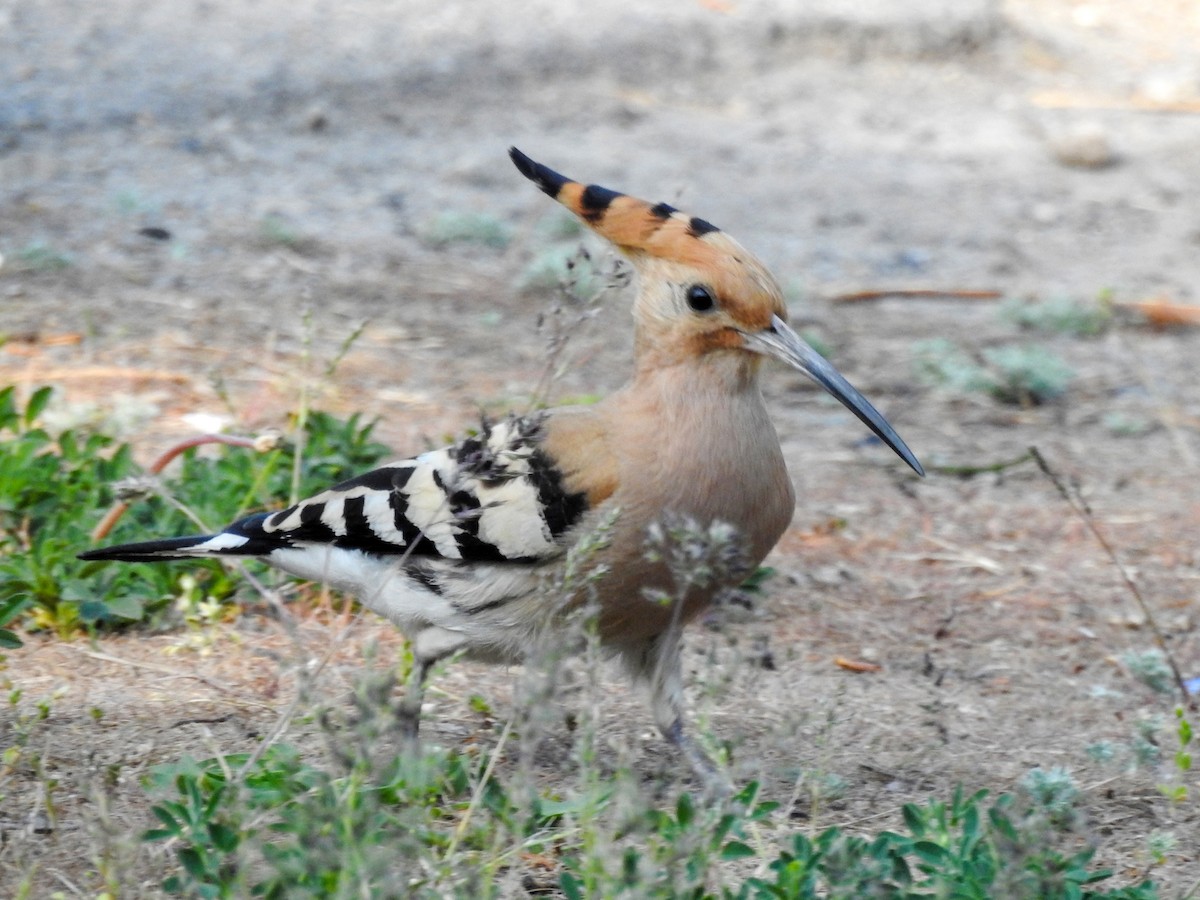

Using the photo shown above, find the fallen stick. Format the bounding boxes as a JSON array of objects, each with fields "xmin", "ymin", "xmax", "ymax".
[{"xmin": 89, "ymin": 433, "xmax": 271, "ymax": 541}]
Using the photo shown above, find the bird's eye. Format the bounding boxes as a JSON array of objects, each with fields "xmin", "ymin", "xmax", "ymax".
[{"xmin": 686, "ymin": 284, "xmax": 717, "ymax": 313}]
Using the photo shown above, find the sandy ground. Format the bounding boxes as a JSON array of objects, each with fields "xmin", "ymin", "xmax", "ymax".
[{"xmin": 3, "ymin": 0, "xmax": 1200, "ymax": 894}]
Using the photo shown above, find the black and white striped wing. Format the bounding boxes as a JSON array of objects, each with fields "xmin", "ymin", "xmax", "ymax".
[{"xmin": 261, "ymin": 415, "xmax": 589, "ymax": 562}]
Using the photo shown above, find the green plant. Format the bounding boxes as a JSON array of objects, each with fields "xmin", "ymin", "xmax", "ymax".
[
  {"xmin": 744, "ymin": 786, "xmax": 1155, "ymax": 899},
  {"xmin": 1002, "ymin": 295, "xmax": 1112, "ymax": 337},
  {"xmin": 16, "ymin": 241, "xmax": 73, "ymax": 271},
  {"xmin": 913, "ymin": 339, "xmax": 995, "ymax": 396},
  {"xmin": 1132, "ymin": 717, "xmax": 1164, "ymax": 768},
  {"xmin": 1019, "ymin": 766, "xmax": 1080, "ymax": 830},
  {"xmin": 518, "ymin": 243, "xmax": 605, "ymax": 298},
  {"xmin": 560, "ymin": 783, "xmax": 770, "ymax": 899},
  {"xmin": 1144, "ymin": 831, "xmax": 1177, "ymax": 868},
  {"xmin": 1158, "ymin": 707, "xmax": 1194, "ymax": 803},
  {"xmin": 259, "ymin": 215, "xmax": 305, "ymax": 249},
  {"xmin": 0, "ymin": 386, "xmax": 153, "ymax": 637},
  {"xmin": 136, "ymin": 684, "xmax": 1162, "ymax": 900},
  {"xmin": 0, "ymin": 385, "xmax": 391, "ymax": 639},
  {"xmin": 1123, "ymin": 649, "xmax": 1176, "ymax": 696},
  {"xmin": 913, "ymin": 340, "xmax": 1072, "ymax": 405},
  {"xmin": 982, "ymin": 345, "xmax": 1073, "ymax": 404},
  {"xmin": 0, "ymin": 594, "xmax": 25, "ymax": 649},
  {"xmin": 141, "ymin": 665, "xmax": 525, "ymax": 897}
]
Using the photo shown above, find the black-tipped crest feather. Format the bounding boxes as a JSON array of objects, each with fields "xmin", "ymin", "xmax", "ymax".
[{"xmin": 509, "ymin": 147, "xmax": 567, "ymax": 199}]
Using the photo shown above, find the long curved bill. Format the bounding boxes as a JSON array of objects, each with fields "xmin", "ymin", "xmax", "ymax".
[{"xmin": 743, "ymin": 315, "xmax": 925, "ymax": 476}]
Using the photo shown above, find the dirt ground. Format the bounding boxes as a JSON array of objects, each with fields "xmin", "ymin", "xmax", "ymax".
[{"xmin": 3, "ymin": 0, "xmax": 1200, "ymax": 894}]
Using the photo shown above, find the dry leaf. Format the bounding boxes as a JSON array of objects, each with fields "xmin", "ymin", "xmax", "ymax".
[{"xmin": 835, "ymin": 656, "xmax": 882, "ymax": 673}]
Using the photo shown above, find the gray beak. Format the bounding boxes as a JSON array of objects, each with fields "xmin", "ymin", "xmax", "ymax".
[{"xmin": 743, "ymin": 314, "xmax": 924, "ymax": 476}]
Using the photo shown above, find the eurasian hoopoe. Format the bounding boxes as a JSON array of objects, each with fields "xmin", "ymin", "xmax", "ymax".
[{"xmin": 80, "ymin": 148, "xmax": 923, "ymax": 789}]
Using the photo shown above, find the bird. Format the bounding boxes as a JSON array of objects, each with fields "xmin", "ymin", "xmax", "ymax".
[{"xmin": 80, "ymin": 148, "xmax": 923, "ymax": 790}]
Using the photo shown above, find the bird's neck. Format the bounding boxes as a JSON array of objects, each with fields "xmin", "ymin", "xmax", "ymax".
[
  {"xmin": 613, "ymin": 350, "xmax": 781, "ymax": 486},
  {"xmin": 607, "ymin": 349, "xmax": 796, "ymax": 572},
  {"xmin": 629, "ymin": 349, "xmax": 764, "ymax": 406}
]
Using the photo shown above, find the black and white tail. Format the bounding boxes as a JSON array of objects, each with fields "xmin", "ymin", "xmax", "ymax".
[{"xmin": 78, "ymin": 513, "xmax": 281, "ymax": 562}]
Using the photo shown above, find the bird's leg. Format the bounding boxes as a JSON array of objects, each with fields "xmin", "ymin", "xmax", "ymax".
[
  {"xmin": 398, "ymin": 654, "xmax": 433, "ymax": 747},
  {"xmin": 641, "ymin": 632, "xmax": 734, "ymax": 798},
  {"xmin": 398, "ymin": 626, "xmax": 468, "ymax": 749}
]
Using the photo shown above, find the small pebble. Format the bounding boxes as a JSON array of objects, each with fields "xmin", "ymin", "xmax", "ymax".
[{"xmin": 1050, "ymin": 122, "xmax": 1117, "ymax": 169}]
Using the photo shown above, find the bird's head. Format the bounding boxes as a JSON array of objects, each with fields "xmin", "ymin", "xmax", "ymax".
[{"xmin": 510, "ymin": 147, "xmax": 923, "ymax": 476}]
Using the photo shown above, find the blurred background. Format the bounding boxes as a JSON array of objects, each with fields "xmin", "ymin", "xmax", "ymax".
[{"xmin": 3, "ymin": 1, "xmax": 1199, "ymax": 436}]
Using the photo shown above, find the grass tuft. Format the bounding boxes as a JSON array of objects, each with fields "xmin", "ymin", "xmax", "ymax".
[
  {"xmin": 418, "ymin": 211, "xmax": 512, "ymax": 249},
  {"xmin": 913, "ymin": 339, "xmax": 1072, "ymax": 405}
]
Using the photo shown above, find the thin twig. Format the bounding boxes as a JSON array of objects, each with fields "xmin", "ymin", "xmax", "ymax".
[
  {"xmin": 1029, "ymin": 446, "xmax": 1195, "ymax": 709},
  {"xmin": 529, "ymin": 247, "xmax": 626, "ymax": 410},
  {"xmin": 927, "ymin": 451, "xmax": 1035, "ymax": 478},
  {"xmin": 830, "ymin": 288, "xmax": 1002, "ymax": 304},
  {"xmin": 291, "ymin": 308, "xmax": 314, "ymax": 506},
  {"xmin": 324, "ymin": 319, "xmax": 370, "ymax": 379}
]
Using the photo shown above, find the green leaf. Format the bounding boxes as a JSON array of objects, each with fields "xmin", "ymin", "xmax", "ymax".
[
  {"xmin": 0, "ymin": 386, "xmax": 16, "ymax": 427},
  {"xmin": 23, "ymin": 386, "xmax": 53, "ymax": 427},
  {"xmin": 675, "ymin": 791, "xmax": 695, "ymax": 827},
  {"xmin": 1158, "ymin": 783, "xmax": 1188, "ymax": 802},
  {"xmin": 178, "ymin": 846, "xmax": 210, "ymax": 880},
  {"xmin": 0, "ymin": 628, "xmax": 22, "ymax": 649},
  {"xmin": 78, "ymin": 599, "xmax": 109, "ymax": 624},
  {"xmin": 207, "ymin": 821, "xmax": 240, "ymax": 853},
  {"xmin": 912, "ymin": 839, "xmax": 950, "ymax": 866},
  {"xmin": 102, "ymin": 593, "xmax": 145, "ymax": 621},
  {"xmin": 901, "ymin": 803, "xmax": 925, "ymax": 837},
  {"xmin": 151, "ymin": 804, "xmax": 182, "ymax": 833},
  {"xmin": 559, "ymin": 872, "xmax": 583, "ymax": 900},
  {"xmin": 720, "ymin": 840, "xmax": 756, "ymax": 861}
]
